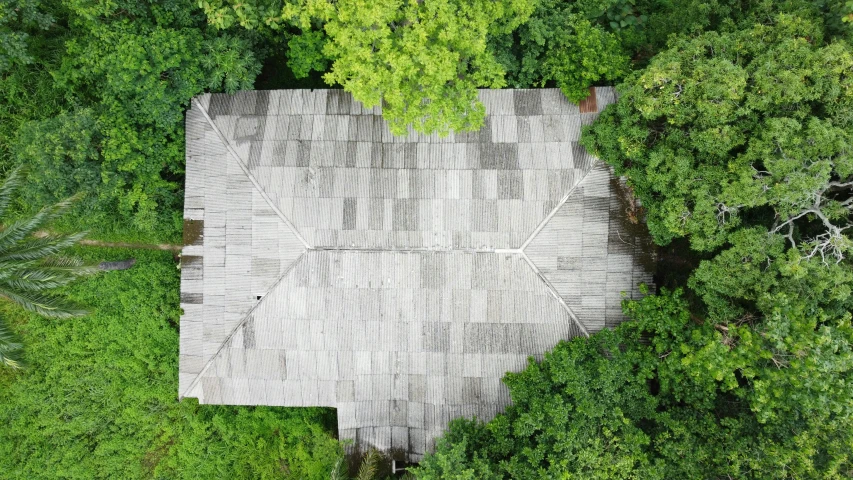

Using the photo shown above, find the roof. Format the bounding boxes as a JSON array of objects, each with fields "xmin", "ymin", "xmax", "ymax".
[{"xmin": 179, "ymin": 88, "xmax": 654, "ymax": 461}]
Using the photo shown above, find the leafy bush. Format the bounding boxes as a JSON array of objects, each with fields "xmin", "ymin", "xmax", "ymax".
[{"xmin": 0, "ymin": 248, "xmax": 343, "ymax": 479}]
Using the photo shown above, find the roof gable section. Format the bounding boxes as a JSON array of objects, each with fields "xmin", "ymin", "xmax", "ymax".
[
  {"xmin": 523, "ymin": 163, "xmax": 652, "ymax": 333},
  {"xmin": 199, "ymin": 89, "xmax": 604, "ymax": 251},
  {"xmin": 179, "ymin": 102, "xmax": 308, "ymax": 397},
  {"xmin": 189, "ymin": 250, "xmax": 583, "ymax": 417}
]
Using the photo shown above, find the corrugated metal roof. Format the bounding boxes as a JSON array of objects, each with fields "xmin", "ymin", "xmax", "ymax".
[{"xmin": 180, "ymin": 87, "xmax": 654, "ymax": 461}]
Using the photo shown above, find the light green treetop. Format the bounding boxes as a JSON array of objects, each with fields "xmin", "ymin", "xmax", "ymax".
[
  {"xmin": 324, "ymin": 0, "xmax": 533, "ymax": 135},
  {"xmin": 200, "ymin": 0, "xmax": 535, "ymax": 135}
]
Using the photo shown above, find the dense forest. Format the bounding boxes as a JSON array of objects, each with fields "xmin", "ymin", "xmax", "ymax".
[{"xmin": 0, "ymin": 0, "xmax": 851, "ymax": 478}]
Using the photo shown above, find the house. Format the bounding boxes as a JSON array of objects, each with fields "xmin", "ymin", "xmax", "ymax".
[{"xmin": 178, "ymin": 88, "xmax": 654, "ymax": 461}]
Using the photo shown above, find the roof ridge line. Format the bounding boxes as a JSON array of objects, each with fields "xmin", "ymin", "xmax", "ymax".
[
  {"xmin": 518, "ymin": 160, "xmax": 599, "ymax": 251},
  {"xmin": 180, "ymin": 252, "xmax": 309, "ymax": 400},
  {"xmin": 518, "ymin": 251, "xmax": 590, "ymax": 337},
  {"xmin": 191, "ymin": 98, "xmax": 311, "ymax": 250}
]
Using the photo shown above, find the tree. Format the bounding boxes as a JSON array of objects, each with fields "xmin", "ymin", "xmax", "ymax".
[
  {"xmin": 414, "ymin": 288, "xmax": 853, "ymax": 479},
  {"xmin": 491, "ymin": 0, "xmax": 629, "ymax": 102},
  {"xmin": 38, "ymin": 0, "xmax": 263, "ymax": 235},
  {"xmin": 323, "ymin": 0, "xmax": 534, "ymax": 135},
  {"xmin": 13, "ymin": 110, "xmax": 101, "ymax": 217},
  {"xmin": 0, "ymin": 0, "xmax": 53, "ymax": 73},
  {"xmin": 201, "ymin": 0, "xmax": 535, "ymax": 135},
  {"xmin": 582, "ymin": 15, "xmax": 853, "ymax": 256},
  {"xmin": 0, "ymin": 168, "xmax": 94, "ymax": 368}
]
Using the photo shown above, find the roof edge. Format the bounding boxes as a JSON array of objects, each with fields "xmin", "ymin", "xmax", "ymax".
[
  {"xmin": 179, "ymin": 252, "xmax": 309, "ymax": 399},
  {"xmin": 519, "ymin": 251, "xmax": 590, "ymax": 337},
  {"xmin": 190, "ymin": 97, "xmax": 311, "ymax": 250}
]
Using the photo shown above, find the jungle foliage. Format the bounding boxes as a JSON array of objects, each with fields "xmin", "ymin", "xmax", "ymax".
[
  {"xmin": 417, "ymin": 6, "xmax": 853, "ymax": 480},
  {"xmin": 583, "ymin": 15, "xmax": 853, "ymax": 255},
  {"xmin": 0, "ymin": 248, "xmax": 344, "ymax": 479},
  {"xmin": 2, "ymin": 0, "xmax": 263, "ymax": 241},
  {"xmin": 3, "ymin": 0, "xmax": 853, "ymax": 478}
]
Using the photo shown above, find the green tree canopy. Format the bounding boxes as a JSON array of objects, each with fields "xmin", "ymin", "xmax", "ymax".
[
  {"xmin": 582, "ymin": 15, "xmax": 853, "ymax": 257},
  {"xmin": 56, "ymin": 1, "xmax": 261, "ymax": 232},
  {"xmin": 0, "ymin": 0, "xmax": 53, "ymax": 72},
  {"xmin": 1, "ymin": 0, "xmax": 265, "ymax": 238},
  {"xmin": 491, "ymin": 0, "xmax": 629, "ymax": 102},
  {"xmin": 323, "ymin": 0, "xmax": 533, "ymax": 135},
  {"xmin": 201, "ymin": 0, "xmax": 535, "ymax": 135}
]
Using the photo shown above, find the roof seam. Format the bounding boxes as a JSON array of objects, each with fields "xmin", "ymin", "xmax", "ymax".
[
  {"xmin": 519, "ymin": 251, "xmax": 590, "ymax": 337},
  {"xmin": 519, "ymin": 160, "xmax": 599, "ymax": 251},
  {"xmin": 191, "ymin": 98, "xmax": 312, "ymax": 250},
  {"xmin": 180, "ymin": 252, "xmax": 308, "ymax": 399},
  {"xmin": 311, "ymin": 246, "xmax": 522, "ymax": 253}
]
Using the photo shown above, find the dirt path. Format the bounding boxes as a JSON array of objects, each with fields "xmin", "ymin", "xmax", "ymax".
[
  {"xmin": 78, "ymin": 239, "xmax": 182, "ymax": 252},
  {"xmin": 35, "ymin": 231, "xmax": 182, "ymax": 252}
]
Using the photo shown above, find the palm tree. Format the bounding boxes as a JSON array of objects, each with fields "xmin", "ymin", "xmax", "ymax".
[{"xmin": 0, "ymin": 167, "xmax": 95, "ymax": 368}]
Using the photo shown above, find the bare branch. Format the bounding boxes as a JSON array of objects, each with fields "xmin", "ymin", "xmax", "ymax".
[
  {"xmin": 783, "ymin": 222, "xmax": 795, "ymax": 250},
  {"xmin": 715, "ymin": 203, "xmax": 740, "ymax": 226},
  {"xmin": 828, "ymin": 180, "xmax": 853, "ymax": 190}
]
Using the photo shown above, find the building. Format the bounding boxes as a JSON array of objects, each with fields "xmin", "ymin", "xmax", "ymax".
[{"xmin": 178, "ymin": 88, "xmax": 653, "ymax": 461}]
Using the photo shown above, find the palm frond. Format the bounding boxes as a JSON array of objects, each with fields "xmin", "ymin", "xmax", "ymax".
[
  {"xmin": 0, "ymin": 231, "xmax": 88, "ymax": 263},
  {"xmin": 0, "ymin": 288, "xmax": 88, "ymax": 319},
  {"xmin": 0, "ymin": 167, "xmax": 23, "ymax": 220},
  {"xmin": 0, "ymin": 268, "xmax": 89, "ymax": 291},
  {"xmin": 0, "ymin": 196, "xmax": 80, "ymax": 253},
  {"xmin": 0, "ymin": 256, "xmax": 94, "ymax": 278},
  {"xmin": 38, "ymin": 259, "xmax": 98, "ymax": 277},
  {"xmin": 329, "ymin": 457, "xmax": 346, "ymax": 480},
  {"xmin": 40, "ymin": 255, "xmax": 85, "ymax": 269},
  {"xmin": 0, "ymin": 178, "xmax": 91, "ymax": 368},
  {"xmin": 356, "ymin": 449, "xmax": 381, "ymax": 480},
  {"xmin": 0, "ymin": 317, "xmax": 24, "ymax": 369}
]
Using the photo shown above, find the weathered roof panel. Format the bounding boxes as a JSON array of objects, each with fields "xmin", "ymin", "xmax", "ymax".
[{"xmin": 181, "ymin": 87, "xmax": 654, "ymax": 461}]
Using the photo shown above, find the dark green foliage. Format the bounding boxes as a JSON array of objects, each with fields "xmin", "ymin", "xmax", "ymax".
[
  {"xmin": 689, "ymin": 227, "xmax": 853, "ymax": 322},
  {"xmin": 0, "ymin": 248, "xmax": 343, "ymax": 478},
  {"xmin": 582, "ymin": 15, "xmax": 853, "ymax": 255},
  {"xmin": 414, "ymin": 289, "xmax": 853, "ymax": 479},
  {"xmin": 0, "ymin": 0, "xmax": 53, "ymax": 72},
  {"xmin": 14, "ymin": 111, "xmax": 101, "ymax": 216},
  {"xmin": 2, "ymin": 0, "xmax": 264, "ymax": 241},
  {"xmin": 492, "ymin": 0, "xmax": 629, "ymax": 101},
  {"xmin": 287, "ymin": 29, "xmax": 329, "ymax": 79},
  {"xmin": 51, "ymin": 0, "xmax": 261, "ymax": 235},
  {"xmin": 200, "ymin": 0, "xmax": 332, "ymax": 80}
]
